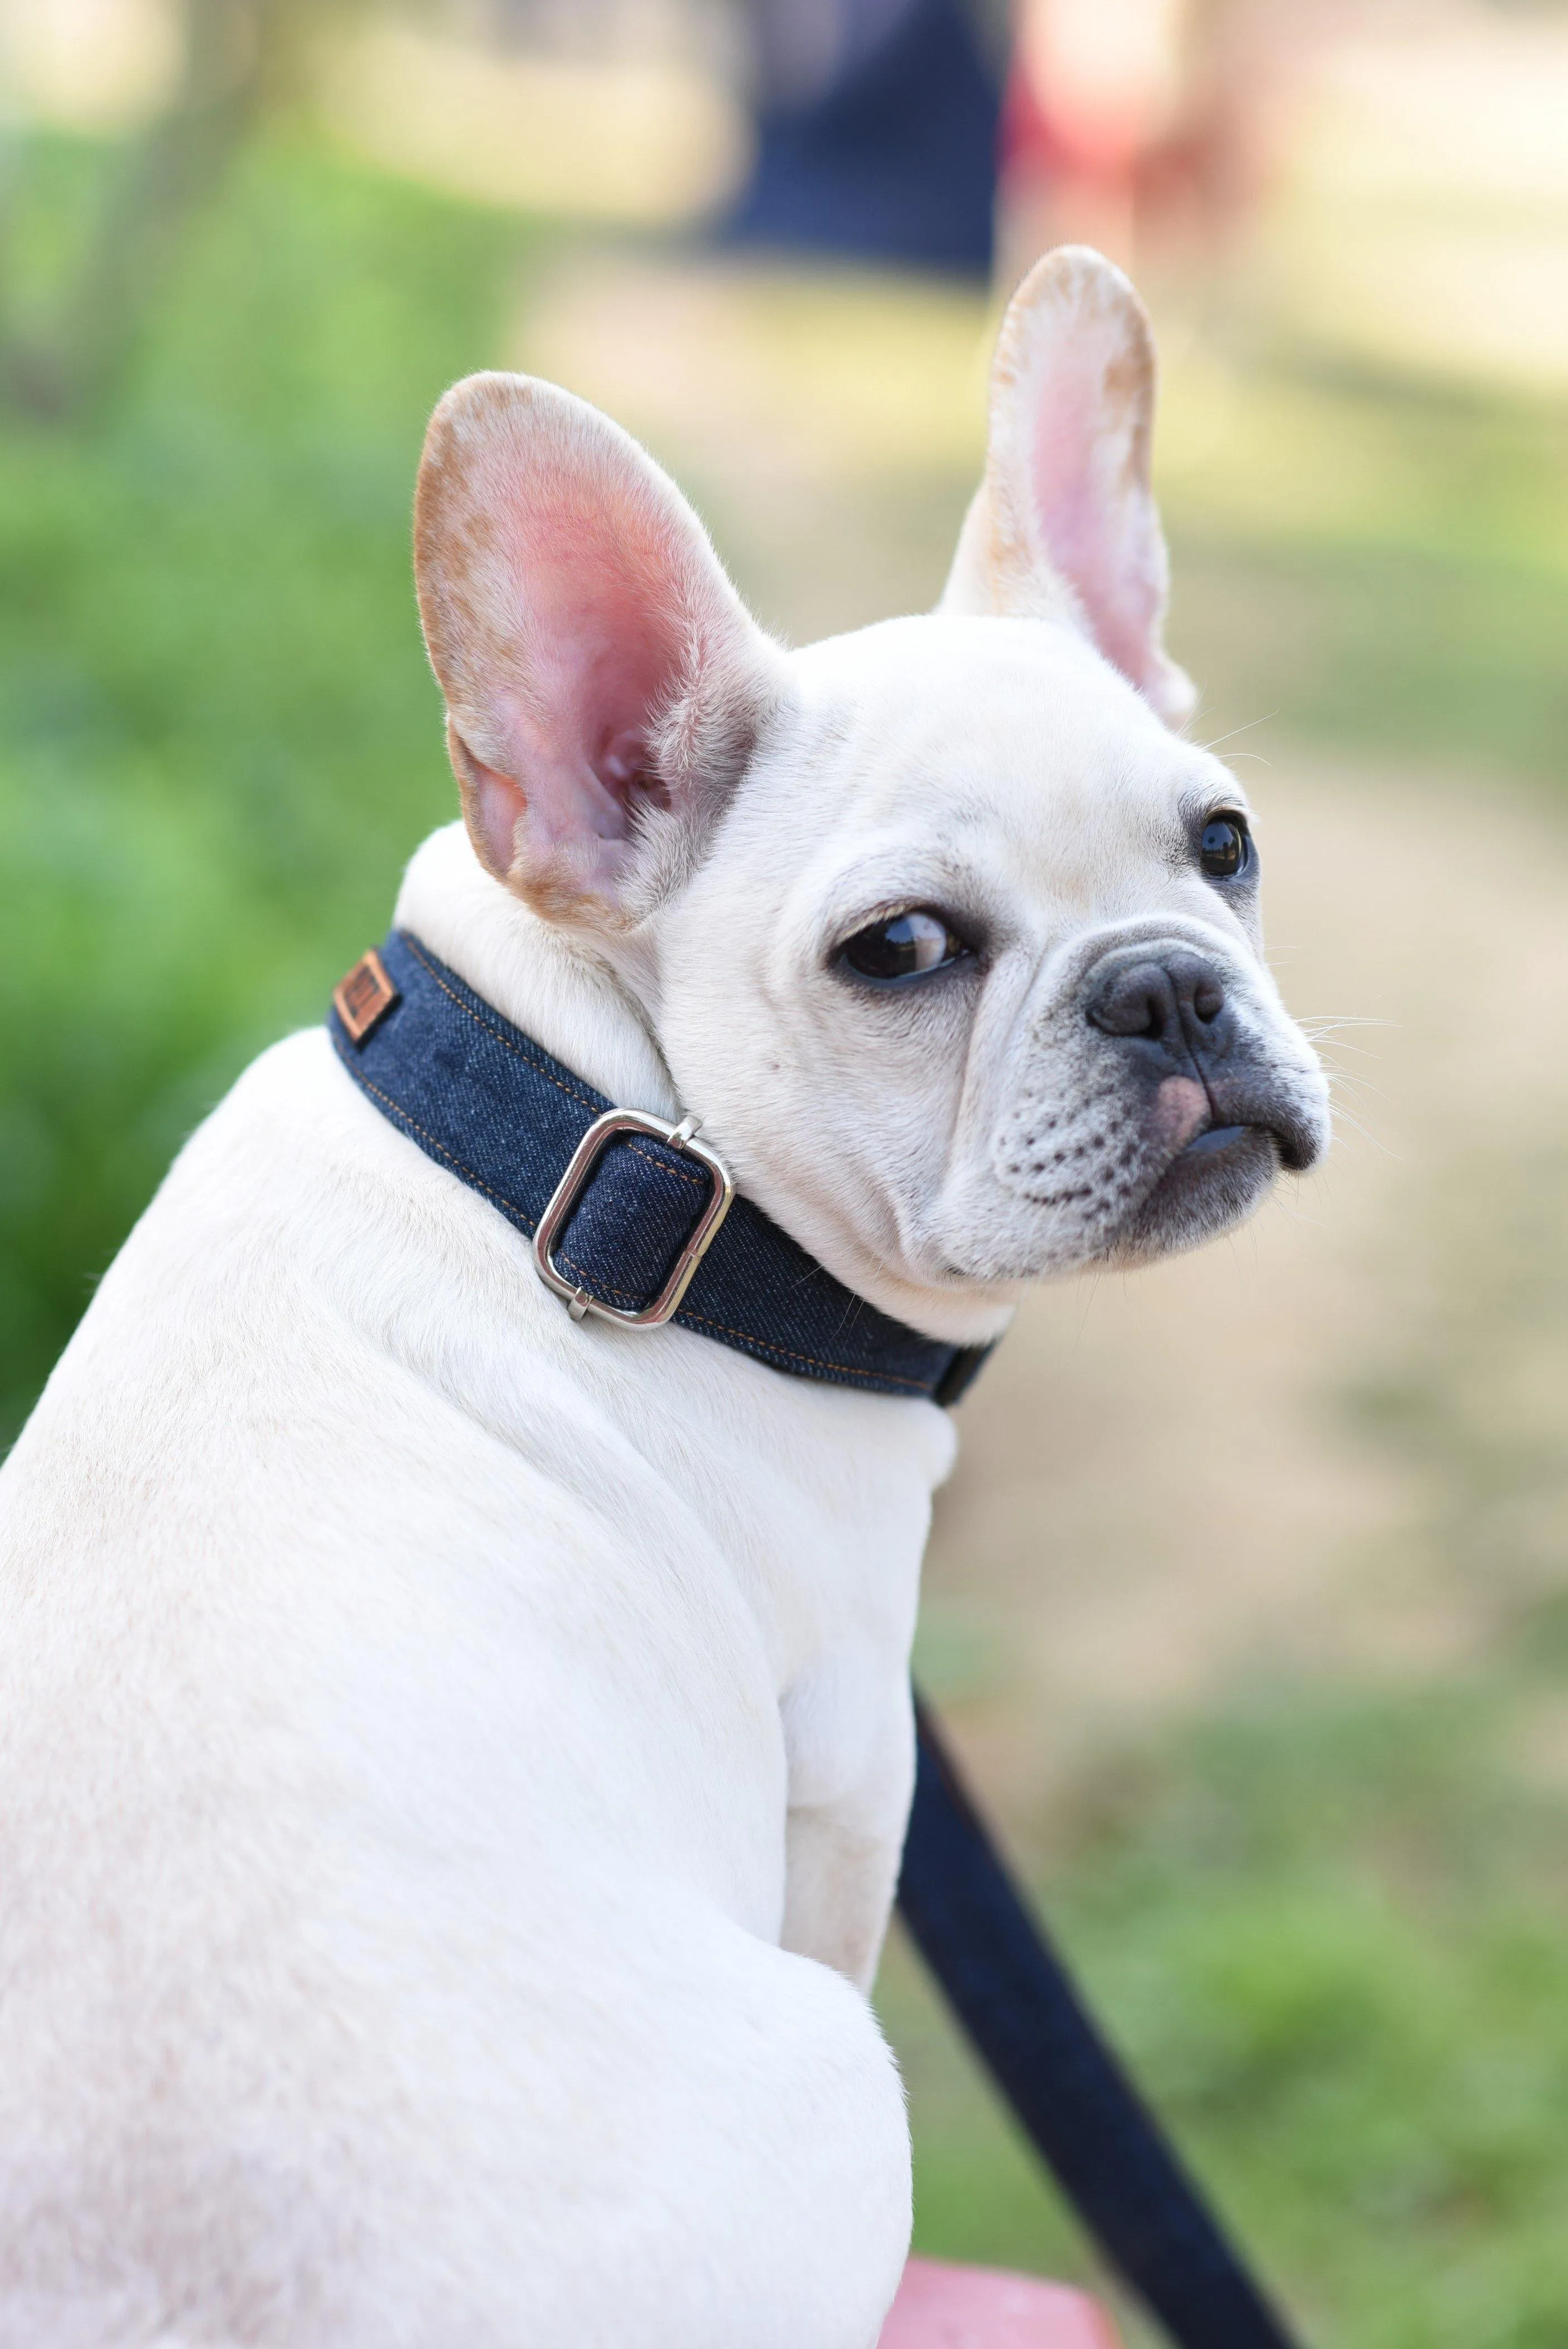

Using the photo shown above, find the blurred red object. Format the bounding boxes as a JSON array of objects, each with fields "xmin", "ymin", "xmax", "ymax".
[
  {"xmin": 995, "ymin": 0, "xmax": 1304, "ymax": 278},
  {"xmin": 998, "ymin": 0, "xmax": 1180, "ymax": 261},
  {"xmin": 880, "ymin": 2255, "xmax": 1122, "ymax": 2348},
  {"xmin": 1008, "ymin": 0, "xmax": 1183, "ymax": 181}
]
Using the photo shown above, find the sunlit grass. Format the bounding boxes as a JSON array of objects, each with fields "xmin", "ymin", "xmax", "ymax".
[{"xmin": 881, "ymin": 1639, "xmax": 1568, "ymax": 2349}]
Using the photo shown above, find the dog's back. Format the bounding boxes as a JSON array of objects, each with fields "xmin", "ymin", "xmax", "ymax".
[{"xmin": 0, "ymin": 1024, "xmax": 921, "ymax": 2348}]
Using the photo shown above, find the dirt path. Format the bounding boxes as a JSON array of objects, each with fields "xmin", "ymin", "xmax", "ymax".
[{"xmin": 518, "ymin": 253, "xmax": 1568, "ymax": 1819}]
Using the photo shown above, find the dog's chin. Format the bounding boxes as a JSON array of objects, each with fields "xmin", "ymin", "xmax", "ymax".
[{"xmin": 1099, "ymin": 1123, "xmax": 1281, "ymax": 1269}]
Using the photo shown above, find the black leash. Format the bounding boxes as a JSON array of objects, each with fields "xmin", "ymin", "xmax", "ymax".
[{"xmin": 897, "ymin": 1694, "xmax": 1305, "ymax": 2349}]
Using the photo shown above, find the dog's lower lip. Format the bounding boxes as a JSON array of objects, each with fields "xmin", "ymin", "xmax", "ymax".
[{"xmin": 1182, "ymin": 1122, "xmax": 1250, "ymax": 1157}]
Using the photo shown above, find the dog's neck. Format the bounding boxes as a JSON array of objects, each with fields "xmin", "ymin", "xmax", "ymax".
[
  {"xmin": 394, "ymin": 824, "xmax": 679, "ymax": 1120},
  {"xmin": 392, "ymin": 823, "xmax": 1010, "ymax": 1350}
]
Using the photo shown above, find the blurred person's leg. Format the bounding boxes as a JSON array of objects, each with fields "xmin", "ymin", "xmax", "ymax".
[
  {"xmin": 881, "ymin": 2257, "xmax": 1120, "ymax": 2347},
  {"xmin": 725, "ymin": 0, "xmax": 1001, "ymax": 274}
]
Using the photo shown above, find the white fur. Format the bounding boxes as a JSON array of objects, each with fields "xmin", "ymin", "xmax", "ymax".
[{"xmin": 0, "ymin": 250, "xmax": 1328, "ymax": 2346}]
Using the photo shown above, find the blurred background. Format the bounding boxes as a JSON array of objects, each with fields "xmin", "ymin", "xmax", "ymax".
[{"xmin": 3, "ymin": 0, "xmax": 1568, "ymax": 2339}]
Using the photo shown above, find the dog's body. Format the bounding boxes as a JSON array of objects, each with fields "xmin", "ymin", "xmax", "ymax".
[
  {"xmin": 0, "ymin": 827, "xmax": 933, "ymax": 2348},
  {"xmin": 0, "ymin": 253, "xmax": 1329, "ymax": 2346}
]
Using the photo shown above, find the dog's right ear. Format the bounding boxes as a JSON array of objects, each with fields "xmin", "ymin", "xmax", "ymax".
[
  {"xmin": 940, "ymin": 247, "xmax": 1195, "ymax": 729},
  {"xmin": 414, "ymin": 373, "xmax": 780, "ymax": 924}
]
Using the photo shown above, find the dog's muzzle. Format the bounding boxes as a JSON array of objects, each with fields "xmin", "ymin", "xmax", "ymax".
[{"xmin": 1084, "ymin": 943, "xmax": 1323, "ymax": 1174}]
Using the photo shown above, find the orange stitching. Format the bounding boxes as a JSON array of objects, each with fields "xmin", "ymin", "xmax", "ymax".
[
  {"xmin": 401, "ymin": 936, "xmax": 604, "ymax": 1113},
  {"xmin": 399, "ymin": 943, "xmax": 707, "ymax": 1199},
  {"xmin": 345, "ymin": 1009, "xmax": 931, "ymax": 1392},
  {"xmin": 621, "ymin": 1138, "xmax": 707, "ymax": 1191},
  {"xmin": 348, "ymin": 1068, "xmax": 538, "ymax": 1234},
  {"xmin": 555, "ymin": 1250, "xmax": 642, "ymax": 1305},
  {"xmin": 677, "ymin": 1307, "xmax": 930, "ymax": 1391},
  {"xmin": 346, "ymin": 1036, "xmax": 701, "ymax": 1305}
]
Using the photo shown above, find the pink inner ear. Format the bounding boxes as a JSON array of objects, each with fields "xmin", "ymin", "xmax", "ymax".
[
  {"xmin": 498, "ymin": 486, "xmax": 687, "ymax": 856},
  {"xmin": 446, "ymin": 449, "xmax": 705, "ymax": 899},
  {"xmin": 1027, "ymin": 339, "xmax": 1163, "ymax": 700},
  {"xmin": 421, "ymin": 373, "xmax": 763, "ymax": 906}
]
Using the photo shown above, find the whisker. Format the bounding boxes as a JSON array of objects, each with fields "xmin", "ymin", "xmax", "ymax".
[
  {"xmin": 1194, "ymin": 710, "xmax": 1279, "ymax": 755},
  {"xmin": 1329, "ymin": 1080, "xmax": 1386, "ymax": 1106},
  {"xmin": 1263, "ymin": 1190, "xmax": 1334, "ymax": 1233},
  {"xmin": 1327, "ymin": 1107, "xmax": 1397, "ymax": 1157},
  {"xmin": 1072, "ymin": 1269, "xmax": 1103, "ymax": 1349}
]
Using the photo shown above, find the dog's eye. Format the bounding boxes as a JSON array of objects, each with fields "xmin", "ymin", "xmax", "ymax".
[
  {"xmin": 1199, "ymin": 814, "xmax": 1250, "ymax": 880},
  {"xmin": 839, "ymin": 909, "xmax": 971, "ymax": 984}
]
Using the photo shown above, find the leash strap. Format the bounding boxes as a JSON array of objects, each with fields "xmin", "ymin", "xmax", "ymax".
[
  {"xmin": 898, "ymin": 1696, "xmax": 1305, "ymax": 2349},
  {"xmin": 329, "ymin": 931, "xmax": 991, "ymax": 1404}
]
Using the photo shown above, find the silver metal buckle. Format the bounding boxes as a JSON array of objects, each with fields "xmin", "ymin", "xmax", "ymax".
[{"xmin": 533, "ymin": 1109, "xmax": 735, "ymax": 1329}]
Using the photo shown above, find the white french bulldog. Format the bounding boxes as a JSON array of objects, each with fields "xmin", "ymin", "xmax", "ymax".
[{"xmin": 0, "ymin": 250, "xmax": 1328, "ymax": 2348}]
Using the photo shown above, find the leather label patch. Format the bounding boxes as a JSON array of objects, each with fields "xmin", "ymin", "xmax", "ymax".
[{"xmin": 333, "ymin": 949, "xmax": 400, "ymax": 1045}]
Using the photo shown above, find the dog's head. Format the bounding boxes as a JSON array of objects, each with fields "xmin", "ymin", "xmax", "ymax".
[{"xmin": 413, "ymin": 248, "xmax": 1329, "ymax": 1343}]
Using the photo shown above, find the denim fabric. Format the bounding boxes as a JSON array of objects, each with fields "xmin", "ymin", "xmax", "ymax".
[{"xmin": 327, "ymin": 930, "xmax": 992, "ymax": 1403}]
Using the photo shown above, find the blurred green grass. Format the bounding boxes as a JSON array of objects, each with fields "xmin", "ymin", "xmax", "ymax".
[
  {"xmin": 0, "ymin": 134, "xmax": 528, "ymax": 1447},
  {"xmin": 882, "ymin": 1634, "xmax": 1568, "ymax": 2348},
  {"xmin": 4, "ymin": 130, "xmax": 1568, "ymax": 2346},
  {"xmin": 1160, "ymin": 353, "xmax": 1568, "ymax": 780}
]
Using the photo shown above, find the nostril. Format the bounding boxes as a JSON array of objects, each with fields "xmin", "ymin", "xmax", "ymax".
[
  {"xmin": 1087, "ymin": 952, "xmax": 1230, "ymax": 1048},
  {"xmin": 1087, "ymin": 961, "xmax": 1175, "ymax": 1041},
  {"xmin": 1162, "ymin": 950, "xmax": 1228, "ymax": 1031}
]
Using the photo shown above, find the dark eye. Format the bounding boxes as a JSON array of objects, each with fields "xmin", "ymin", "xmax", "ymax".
[
  {"xmin": 839, "ymin": 908, "xmax": 972, "ymax": 983},
  {"xmin": 1199, "ymin": 814, "xmax": 1251, "ymax": 880}
]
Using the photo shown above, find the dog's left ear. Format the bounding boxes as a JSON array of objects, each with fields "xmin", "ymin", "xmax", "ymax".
[
  {"xmin": 940, "ymin": 247, "xmax": 1195, "ymax": 729},
  {"xmin": 414, "ymin": 372, "xmax": 781, "ymax": 923}
]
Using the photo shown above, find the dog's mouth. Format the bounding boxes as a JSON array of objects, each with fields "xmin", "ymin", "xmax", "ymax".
[
  {"xmin": 1112, "ymin": 1110, "xmax": 1301, "ymax": 1265},
  {"xmin": 1181, "ymin": 1121, "xmax": 1250, "ymax": 1159},
  {"xmin": 1174, "ymin": 1079, "xmax": 1322, "ymax": 1178},
  {"xmin": 976, "ymin": 1045, "xmax": 1329, "ymax": 1282},
  {"xmin": 1179, "ymin": 1116, "xmax": 1303, "ymax": 1173},
  {"xmin": 1101, "ymin": 1059, "xmax": 1329, "ymax": 1262}
]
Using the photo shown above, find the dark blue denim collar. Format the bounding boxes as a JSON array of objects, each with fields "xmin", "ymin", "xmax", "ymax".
[{"xmin": 328, "ymin": 930, "xmax": 992, "ymax": 1405}]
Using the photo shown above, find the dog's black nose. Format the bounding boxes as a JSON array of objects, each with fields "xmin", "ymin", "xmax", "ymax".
[{"xmin": 1087, "ymin": 951, "xmax": 1228, "ymax": 1051}]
